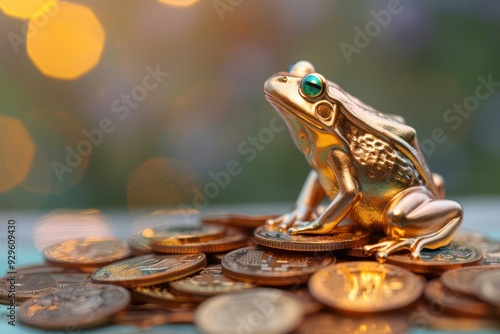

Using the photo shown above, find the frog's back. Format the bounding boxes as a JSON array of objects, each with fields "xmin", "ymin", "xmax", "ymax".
[
  {"xmin": 327, "ymin": 80, "xmax": 439, "ymax": 198},
  {"xmin": 339, "ymin": 119, "xmax": 422, "ymax": 187},
  {"xmin": 327, "ymin": 81, "xmax": 417, "ymax": 146}
]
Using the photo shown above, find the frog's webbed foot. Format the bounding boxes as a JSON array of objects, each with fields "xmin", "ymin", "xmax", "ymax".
[
  {"xmin": 266, "ymin": 206, "xmax": 319, "ymax": 231},
  {"xmin": 365, "ymin": 216, "xmax": 463, "ymax": 263},
  {"xmin": 364, "ymin": 238, "xmax": 414, "ymax": 263},
  {"xmin": 288, "ymin": 220, "xmax": 336, "ymax": 235},
  {"xmin": 368, "ymin": 186, "xmax": 463, "ymax": 262}
]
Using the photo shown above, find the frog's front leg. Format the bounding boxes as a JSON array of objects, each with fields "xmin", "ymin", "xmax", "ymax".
[
  {"xmin": 364, "ymin": 187, "xmax": 463, "ymax": 262},
  {"xmin": 266, "ymin": 170, "xmax": 325, "ymax": 230},
  {"xmin": 289, "ymin": 149, "xmax": 361, "ymax": 235}
]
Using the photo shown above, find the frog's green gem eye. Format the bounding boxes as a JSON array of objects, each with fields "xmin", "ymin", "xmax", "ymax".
[{"xmin": 301, "ymin": 74, "xmax": 323, "ymax": 98}]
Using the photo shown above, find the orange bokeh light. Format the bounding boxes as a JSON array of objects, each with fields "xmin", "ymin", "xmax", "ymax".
[
  {"xmin": 27, "ymin": 2, "xmax": 105, "ymax": 80},
  {"xmin": 0, "ymin": 0, "xmax": 57, "ymax": 19},
  {"xmin": 0, "ymin": 115, "xmax": 35, "ymax": 192},
  {"xmin": 158, "ymin": 0, "xmax": 200, "ymax": 7}
]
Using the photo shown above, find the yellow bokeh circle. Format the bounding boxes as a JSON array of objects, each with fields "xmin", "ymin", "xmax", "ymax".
[
  {"xmin": 27, "ymin": 2, "xmax": 105, "ymax": 80},
  {"xmin": 0, "ymin": 0, "xmax": 57, "ymax": 19},
  {"xmin": 0, "ymin": 115, "xmax": 35, "ymax": 193}
]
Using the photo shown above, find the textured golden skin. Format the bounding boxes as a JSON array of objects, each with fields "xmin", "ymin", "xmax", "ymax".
[{"xmin": 264, "ymin": 61, "xmax": 463, "ymax": 262}]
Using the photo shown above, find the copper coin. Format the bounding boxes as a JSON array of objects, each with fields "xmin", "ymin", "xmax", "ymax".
[
  {"xmin": 194, "ymin": 288, "xmax": 303, "ymax": 334},
  {"xmin": 411, "ymin": 301, "xmax": 500, "ymax": 331},
  {"xmin": 145, "ymin": 224, "xmax": 225, "ymax": 244},
  {"xmin": 130, "ymin": 283, "xmax": 203, "ymax": 310},
  {"xmin": 294, "ymin": 312, "xmax": 410, "ymax": 334},
  {"xmin": 309, "ymin": 261, "xmax": 423, "ymax": 313},
  {"xmin": 17, "ymin": 264, "xmax": 91, "ymax": 285},
  {"xmin": 387, "ymin": 241, "xmax": 483, "ymax": 274},
  {"xmin": 221, "ymin": 246, "xmax": 335, "ymax": 286},
  {"xmin": 127, "ymin": 233, "xmax": 154, "ymax": 256},
  {"xmin": 207, "ymin": 252, "xmax": 226, "ymax": 264},
  {"xmin": 18, "ymin": 284, "xmax": 130, "ymax": 330},
  {"xmin": 254, "ymin": 223, "xmax": 371, "ymax": 251},
  {"xmin": 91, "ymin": 253, "xmax": 207, "ymax": 287},
  {"xmin": 43, "ymin": 237, "xmax": 131, "ymax": 269},
  {"xmin": 151, "ymin": 228, "xmax": 248, "ymax": 254},
  {"xmin": 424, "ymin": 279, "xmax": 498, "ymax": 317},
  {"xmin": 285, "ymin": 287, "xmax": 323, "ymax": 315},
  {"xmin": 453, "ymin": 229, "xmax": 487, "ymax": 243},
  {"xmin": 476, "ymin": 238, "xmax": 500, "ymax": 265},
  {"xmin": 340, "ymin": 233, "xmax": 383, "ymax": 258},
  {"xmin": 0, "ymin": 273, "xmax": 57, "ymax": 305},
  {"xmin": 169, "ymin": 265, "xmax": 254, "ymax": 298},
  {"xmin": 475, "ymin": 270, "xmax": 500, "ymax": 308},
  {"xmin": 112, "ymin": 304, "xmax": 194, "ymax": 327},
  {"xmin": 453, "ymin": 231, "xmax": 500, "ymax": 265},
  {"xmin": 441, "ymin": 265, "xmax": 500, "ymax": 296},
  {"xmin": 17, "ymin": 265, "xmax": 92, "ymax": 288},
  {"xmin": 201, "ymin": 212, "xmax": 278, "ymax": 228}
]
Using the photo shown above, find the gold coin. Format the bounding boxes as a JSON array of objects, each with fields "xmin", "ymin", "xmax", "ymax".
[
  {"xmin": 169, "ymin": 264, "xmax": 254, "ymax": 298},
  {"xmin": 254, "ymin": 223, "xmax": 371, "ymax": 251},
  {"xmin": 475, "ymin": 270, "xmax": 500, "ymax": 308},
  {"xmin": 151, "ymin": 228, "xmax": 248, "ymax": 254},
  {"xmin": 308, "ymin": 261, "xmax": 424, "ymax": 313},
  {"xmin": 201, "ymin": 212, "xmax": 278, "ymax": 228},
  {"xmin": 386, "ymin": 241, "xmax": 483, "ymax": 274},
  {"xmin": 91, "ymin": 253, "xmax": 206, "ymax": 287},
  {"xmin": 194, "ymin": 288, "xmax": 303, "ymax": 334},
  {"xmin": 130, "ymin": 283, "xmax": 203, "ymax": 310},
  {"xmin": 127, "ymin": 233, "xmax": 154, "ymax": 256},
  {"xmin": 43, "ymin": 237, "xmax": 131, "ymax": 269},
  {"xmin": 18, "ymin": 284, "xmax": 130, "ymax": 330},
  {"xmin": 145, "ymin": 224, "xmax": 225, "ymax": 245},
  {"xmin": 424, "ymin": 279, "xmax": 498, "ymax": 317},
  {"xmin": 441, "ymin": 265, "xmax": 500, "ymax": 296},
  {"xmin": 0, "ymin": 273, "xmax": 56, "ymax": 305},
  {"xmin": 221, "ymin": 246, "xmax": 335, "ymax": 286}
]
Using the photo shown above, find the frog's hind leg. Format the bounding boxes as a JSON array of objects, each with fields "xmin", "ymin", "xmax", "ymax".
[
  {"xmin": 364, "ymin": 187, "xmax": 463, "ymax": 262},
  {"xmin": 432, "ymin": 173, "xmax": 446, "ymax": 199}
]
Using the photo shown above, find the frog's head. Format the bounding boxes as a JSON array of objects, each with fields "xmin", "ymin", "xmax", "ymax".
[
  {"xmin": 264, "ymin": 61, "xmax": 439, "ymax": 198},
  {"xmin": 264, "ymin": 61, "xmax": 339, "ymax": 132}
]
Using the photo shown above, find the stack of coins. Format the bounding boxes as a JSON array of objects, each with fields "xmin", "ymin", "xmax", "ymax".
[{"xmin": 2, "ymin": 211, "xmax": 500, "ymax": 333}]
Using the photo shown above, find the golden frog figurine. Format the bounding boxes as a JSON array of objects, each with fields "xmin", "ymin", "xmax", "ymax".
[{"xmin": 264, "ymin": 61, "xmax": 463, "ymax": 262}]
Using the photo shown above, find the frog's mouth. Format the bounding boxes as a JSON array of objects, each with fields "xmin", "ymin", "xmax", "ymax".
[{"xmin": 265, "ymin": 93, "xmax": 324, "ymax": 131}]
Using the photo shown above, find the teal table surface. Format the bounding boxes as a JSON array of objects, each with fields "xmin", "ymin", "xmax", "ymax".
[{"xmin": 0, "ymin": 198, "xmax": 499, "ymax": 334}]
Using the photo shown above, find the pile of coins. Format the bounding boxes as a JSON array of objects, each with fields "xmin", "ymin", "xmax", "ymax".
[{"xmin": 1, "ymin": 211, "xmax": 499, "ymax": 333}]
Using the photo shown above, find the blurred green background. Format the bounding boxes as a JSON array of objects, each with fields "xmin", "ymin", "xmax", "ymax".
[{"xmin": 0, "ymin": 0, "xmax": 499, "ymax": 212}]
